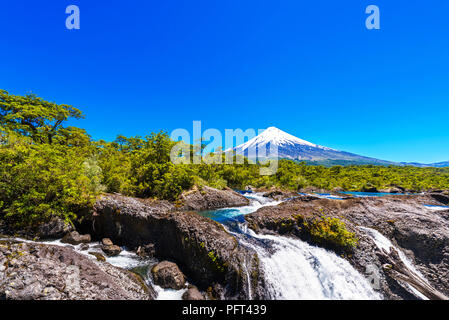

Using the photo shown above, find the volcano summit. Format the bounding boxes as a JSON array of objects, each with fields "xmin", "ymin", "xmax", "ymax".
[{"xmin": 232, "ymin": 127, "xmax": 392, "ymax": 165}]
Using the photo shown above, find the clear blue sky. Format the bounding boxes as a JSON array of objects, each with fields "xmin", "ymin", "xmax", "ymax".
[{"xmin": 1, "ymin": 1, "xmax": 448, "ymax": 163}]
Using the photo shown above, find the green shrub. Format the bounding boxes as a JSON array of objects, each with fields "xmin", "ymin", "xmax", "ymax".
[
  {"xmin": 305, "ymin": 216, "xmax": 358, "ymax": 251},
  {"xmin": 0, "ymin": 132, "xmax": 97, "ymax": 228}
]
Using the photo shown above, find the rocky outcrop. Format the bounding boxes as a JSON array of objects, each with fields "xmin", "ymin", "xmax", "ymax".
[
  {"xmin": 379, "ymin": 187, "xmax": 404, "ymax": 194},
  {"xmin": 333, "ymin": 195, "xmax": 449, "ymax": 298},
  {"xmin": 245, "ymin": 194, "xmax": 449, "ymax": 299},
  {"xmin": 299, "ymin": 187, "xmax": 336, "ymax": 194},
  {"xmin": 377, "ymin": 247, "xmax": 448, "ymax": 300},
  {"xmin": 102, "ymin": 245, "xmax": 122, "ymax": 257},
  {"xmin": 101, "ymin": 238, "xmax": 122, "ymax": 257},
  {"xmin": 102, "ymin": 238, "xmax": 113, "ymax": 246},
  {"xmin": 179, "ymin": 186, "xmax": 249, "ymax": 211},
  {"xmin": 37, "ymin": 218, "xmax": 73, "ymax": 239},
  {"xmin": 151, "ymin": 261, "xmax": 186, "ymax": 290},
  {"xmin": 61, "ymin": 231, "xmax": 91, "ymax": 245},
  {"xmin": 91, "ymin": 194, "xmax": 260, "ymax": 299},
  {"xmin": 429, "ymin": 193, "xmax": 449, "ymax": 205},
  {"xmin": 262, "ymin": 189, "xmax": 298, "ymax": 201},
  {"xmin": 0, "ymin": 240, "xmax": 154, "ymax": 300},
  {"xmin": 182, "ymin": 285, "xmax": 205, "ymax": 300},
  {"xmin": 361, "ymin": 186, "xmax": 379, "ymax": 193},
  {"xmin": 136, "ymin": 244, "xmax": 155, "ymax": 258},
  {"xmin": 0, "ymin": 218, "xmax": 73, "ymax": 241}
]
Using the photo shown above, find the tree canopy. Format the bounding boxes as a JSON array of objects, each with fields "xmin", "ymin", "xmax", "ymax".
[
  {"xmin": 1, "ymin": 89, "xmax": 449, "ymax": 229},
  {"xmin": 0, "ymin": 89, "xmax": 84, "ymax": 144}
]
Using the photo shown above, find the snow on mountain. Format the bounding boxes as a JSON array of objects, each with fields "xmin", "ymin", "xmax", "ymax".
[
  {"xmin": 232, "ymin": 127, "xmax": 392, "ymax": 164},
  {"xmin": 227, "ymin": 127, "xmax": 447, "ymax": 167},
  {"xmin": 235, "ymin": 127, "xmax": 335, "ymax": 153}
]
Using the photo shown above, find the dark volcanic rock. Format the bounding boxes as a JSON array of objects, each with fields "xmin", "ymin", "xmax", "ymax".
[
  {"xmin": 263, "ymin": 190, "xmax": 284, "ymax": 198},
  {"xmin": 37, "ymin": 218, "xmax": 73, "ymax": 239},
  {"xmin": 429, "ymin": 193, "xmax": 449, "ymax": 205},
  {"xmin": 262, "ymin": 189, "xmax": 298, "ymax": 201},
  {"xmin": 102, "ymin": 245, "xmax": 122, "ymax": 257},
  {"xmin": 299, "ymin": 187, "xmax": 330, "ymax": 194},
  {"xmin": 361, "ymin": 186, "xmax": 379, "ymax": 193},
  {"xmin": 179, "ymin": 186, "xmax": 249, "ymax": 211},
  {"xmin": 151, "ymin": 261, "xmax": 186, "ymax": 290},
  {"xmin": 379, "ymin": 187, "xmax": 403, "ymax": 194},
  {"xmin": 102, "ymin": 238, "xmax": 113, "ymax": 246},
  {"xmin": 0, "ymin": 218, "xmax": 73, "ymax": 241},
  {"xmin": 91, "ymin": 194, "xmax": 259, "ymax": 299},
  {"xmin": 182, "ymin": 286, "xmax": 205, "ymax": 300},
  {"xmin": 245, "ymin": 194, "xmax": 449, "ymax": 299},
  {"xmin": 100, "ymin": 238, "xmax": 122, "ymax": 257},
  {"xmin": 0, "ymin": 241, "xmax": 154, "ymax": 300},
  {"xmin": 137, "ymin": 244, "xmax": 156, "ymax": 258},
  {"xmin": 61, "ymin": 231, "xmax": 91, "ymax": 245}
]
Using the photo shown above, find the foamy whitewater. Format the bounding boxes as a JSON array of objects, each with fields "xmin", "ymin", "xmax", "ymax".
[
  {"xmin": 238, "ymin": 229, "xmax": 381, "ymax": 300},
  {"xmin": 0, "ymin": 236, "xmax": 187, "ymax": 300},
  {"xmin": 6, "ymin": 194, "xmax": 418, "ymax": 300},
  {"xmin": 359, "ymin": 226, "xmax": 429, "ymax": 300},
  {"xmin": 223, "ymin": 195, "xmax": 382, "ymax": 300}
]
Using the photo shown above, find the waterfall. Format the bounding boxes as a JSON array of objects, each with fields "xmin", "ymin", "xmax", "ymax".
[
  {"xmin": 3, "ymin": 194, "xmax": 388, "ymax": 300},
  {"xmin": 220, "ymin": 194, "xmax": 382, "ymax": 300},
  {"xmin": 242, "ymin": 254, "xmax": 253, "ymax": 300},
  {"xmin": 358, "ymin": 226, "xmax": 429, "ymax": 300},
  {"xmin": 229, "ymin": 226, "xmax": 381, "ymax": 300}
]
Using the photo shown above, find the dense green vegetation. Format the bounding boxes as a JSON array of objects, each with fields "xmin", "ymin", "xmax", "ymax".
[
  {"xmin": 1, "ymin": 90, "xmax": 449, "ymax": 228},
  {"xmin": 304, "ymin": 216, "xmax": 358, "ymax": 251},
  {"xmin": 0, "ymin": 90, "xmax": 101, "ymax": 228}
]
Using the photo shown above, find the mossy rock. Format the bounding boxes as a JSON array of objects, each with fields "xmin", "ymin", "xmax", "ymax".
[
  {"xmin": 303, "ymin": 216, "xmax": 358, "ymax": 252},
  {"xmin": 89, "ymin": 251, "xmax": 106, "ymax": 262}
]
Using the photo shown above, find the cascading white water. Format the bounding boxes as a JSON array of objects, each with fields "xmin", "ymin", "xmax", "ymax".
[
  {"xmin": 223, "ymin": 194, "xmax": 382, "ymax": 300},
  {"xmin": 1, "ymin": 236, "xmax": 189, "ymax": 300},
  {"xmin": 233, "ymin": 228, "xmax": 381, "ymax": 300},
  {"xmin": 244, "ymin": 193, "xmax": 280, "ymax": 205},
  {"xmin": 1, "ymin": 237, "xmax": 149, "ymax": 269},
  {"xmin": 2, "ymin": 194, "xmax": 388, "ymax": 300},
  {"xmin": 232, "ymin": 193, "xmax": 282, "ymax": 213},
  {"xmin": 358, "ymin": 226, "xmax": 429, "ymax": 300}
]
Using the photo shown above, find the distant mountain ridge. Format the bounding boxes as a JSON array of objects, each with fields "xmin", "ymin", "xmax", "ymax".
[
  {"xmin": 400, "ymin": 161, "xmax": 449, "ymax": 168},
  {"xmin": 231, "ymin": 127, "xmax": 448, "ymax": 167},
  {"xmin": 432, "ymin": 161, "xmax": 449, "ymax": 167}
]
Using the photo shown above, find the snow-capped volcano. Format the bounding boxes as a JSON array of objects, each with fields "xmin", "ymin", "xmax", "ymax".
[
  {"xmin": 236, "ymin": 126, "xmax": 334, "ymax": 153},
  {"xmin": 232, "ymin": 127, "xmax": 392, "ymax": 164}
]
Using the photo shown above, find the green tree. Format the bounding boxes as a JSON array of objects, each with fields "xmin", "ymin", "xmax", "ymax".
[
  {"xmin": 0, "ymin": 89, "xmax": 84, "ymax": 144},
  {"xmin": 0, "ymin": 132, "xmax": 98, "ymax": 228}
]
